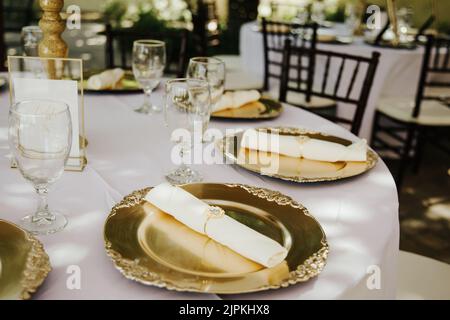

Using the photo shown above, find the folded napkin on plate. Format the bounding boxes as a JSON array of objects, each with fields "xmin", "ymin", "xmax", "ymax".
[
  {"xmin": 86, "ymin": 68, "xmax": 125, "ymax": 90},
  {"xmin": 213, "ymin": 90, "xmax": 261, "ymax": 113},
  {"xmin": 144, "ymin": 183, "xmax": 288, "ymax": 268},
  {"xmin": 140, "ymin": 208, "xmax": 263, "ymax": 273},
  {"xmin": 241, "ymin": 129, "xmax": 367, "ymax": 162}
]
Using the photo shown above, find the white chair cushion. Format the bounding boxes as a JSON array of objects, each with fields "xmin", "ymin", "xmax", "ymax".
[
  {"xmin": 266, "ymin": 87, "xmax": 336, "ymax": 109},
  {"xmin": 225, "ymin": 71, "xmax": 263, "ymax": 91},
  {"xmin": 424, "ymin": 86, "xmax": 450, "ymax": 99},
  {"xmin": 397, "ymin": 251, "xmax": 450, "ymax": 300},
  {"xmin": 213, "ymin": 55, "xmax": 242, "ymax": 72},
  {"xmin": 377, "ymin": 97, "xmax": 450, "ymax": 126}
]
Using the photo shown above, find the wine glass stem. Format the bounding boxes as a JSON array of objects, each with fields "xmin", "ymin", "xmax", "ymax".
[
  {"xmin": 144, "ymin": 89, "xmax": 152, "ymax": 106},
  {"xmin": 179, "ymin": 142, "xmax": 191, "ymax": 170},
  {"xmin": 34, "ymin": 185, "xmax": 52, "ymax": 221}
]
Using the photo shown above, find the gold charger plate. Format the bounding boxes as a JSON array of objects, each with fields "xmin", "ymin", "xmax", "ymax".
[
  {"xmin": 104, "ymin": 183, "xmax": 328, "ymax": 294},
  {"xmin": 83, "ymin": 70, "xmax": 141, "ymax": 93},
  {"xmin": 218, "ymin": 127, "xmax": 378, "ymax": 183},
  {"xmin": 0, "ymin": 219, "xmax": 51, "ymax": 300},
  {"xmin": 318, "ymin": 34, "xmax": 353, "ymax": 45},
  {"xmin": 211, "ymin": 98, "xmax": 283, "ymax": 120}
]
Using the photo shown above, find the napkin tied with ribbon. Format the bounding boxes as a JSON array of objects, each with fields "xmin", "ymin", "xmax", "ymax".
[
  {"xmin": 241, "ymin": 129, "xmax": 367, "ymax": 162},
  {"xmin": 213, "ymin": 90, "xmax": 261, "ymax": 112},
  {"xmin": 86, "ymin": 68, "xmax": 125, "ymax": 90},
  {"xmin": 145, "ymin": 183, "xmax": 288, "ymax": 268}
]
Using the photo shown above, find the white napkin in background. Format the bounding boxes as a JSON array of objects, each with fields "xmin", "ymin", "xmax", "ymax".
[
  {"xmin": 213, "ymin": 90, "xmax": 261, "ymax": 112},
  {"xmin": 241, "ymin": 129, "xmax": 367, "ymax": 162},
  {"xmin": 144, "ymin": 183, "xmax": 288, "ymax": 268},
  {"xmin": 86, "ymin": 68, "xmax": 125, "ymax": 90}
]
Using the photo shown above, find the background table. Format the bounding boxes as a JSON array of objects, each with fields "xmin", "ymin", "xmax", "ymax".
[
  {"xmin": 239, "ymin": 21, "xmax": 425, "ymax": 140},
  {"xmin": 0, "ymin": 81, "xmax": 399, "ymax": 299}
]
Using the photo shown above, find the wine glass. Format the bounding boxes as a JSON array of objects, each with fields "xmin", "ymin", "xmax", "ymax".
[
  {"xmin": 21, "ymin": 26, "xmax": 43, "ymax": 57},
  {"xmin": 8, "ymin": 99, "xmax": 72, "ymax": 235},
  {"xmin": 186, "ymin": 57, "xmax": 225, "ymax": 138},
  {"xmin": 311, "ymin": 1, "xmax": 326, "ymax": 26},
  {"xmin": 164, "ymin": 78, "xmax": 210, "ymax": 184},
  {"xmin": 132, "ymin": 40, "xmax": 166, "ymax": 114}
]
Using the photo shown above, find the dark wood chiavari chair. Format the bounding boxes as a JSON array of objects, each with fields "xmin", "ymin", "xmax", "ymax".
[
  {"xmin": 261, "ymin": 18, "xmax": 318, "ymax": 92},
  {"xmin": 3, "ymin": 0, "xmax": 35, "ymax": 32},
  {"xmin": 192, "ymin": 0, "xmax": 220, "ymax": 56},
  {"xmin": 0, "ymin": 0, "xmax": 6, "ymax": 71},
  {"xmin": 371, "ymin": 35, "xmax": 450, "ymax": 188},
  {"xmin": 104, "ymin": 24, "xmax": 189, "ymax": 77},
  {"xmin": 415, "ymin": 15, "xmax": 435, "ymax": 43},
  {"xmin": 1, "ymin": 0, "xmax": 36, "ymax": 71},
  {"xmin": 423, "ymin": 36, "xmax": 450, "ymax": 103},
  {"xmin": 280, "ymin": 38, "xmax": 380, "ymax": 136}
]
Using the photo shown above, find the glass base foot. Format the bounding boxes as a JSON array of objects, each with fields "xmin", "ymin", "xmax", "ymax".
[
  {"xmin": 20, "ymin": 212, "xmax": 67, "ymax": 235},
  {"xmin": 165, "ymin": 167, "xmax": 203, "ymax": 185},
  {"xmin": 134, "ymin": 104, "xmax": 161, "ymax": 114}
]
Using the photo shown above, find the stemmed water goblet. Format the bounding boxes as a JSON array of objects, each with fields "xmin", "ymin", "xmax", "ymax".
[
  {"xmin": 187, "ymin": 57, "xmax": 225, "ymax": 140},
  {"xmin": 164, "ymin": 78, "xmax": 211, "ymax": 184},
  {"xmin": 132, "ymin": 40, "xmax": 166, "ymax": 114},
  {"xmin": 8, "ymin": 99, "xmax": 73, "ymax": 235}
]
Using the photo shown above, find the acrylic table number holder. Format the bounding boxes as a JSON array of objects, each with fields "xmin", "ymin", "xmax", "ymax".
[{"xmin": 7, "ymin": 55, "xmax": 87, "ymax": 171}]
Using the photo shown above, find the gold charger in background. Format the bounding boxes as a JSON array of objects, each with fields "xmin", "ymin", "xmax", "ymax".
[
  {"xmin": 219, "ymin": 127, "xmax": 378, "ymax": 183},
  {"xmin": 104, "ymin": 183, "xmax": 328, "ymax": 294},
  {"xmin": 0, "ymin": 220, "xmax": 51, "ymax": 300},
  {"xmin": 211, "ymin": 98, "xmax": 283, "ymax": 120}
]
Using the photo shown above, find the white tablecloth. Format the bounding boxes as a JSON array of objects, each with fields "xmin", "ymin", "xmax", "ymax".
[
  {"xmin": 0, "ymin": 82, "xmax": 399, "ymax": 299},
  {"xmin": 240, "ymin": 21, "xmax": 424, "ymax": 140}
]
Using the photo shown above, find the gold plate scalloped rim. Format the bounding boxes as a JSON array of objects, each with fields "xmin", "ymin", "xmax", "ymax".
[
  {"xmin": 104, "ymin": 184, "xmax": 329, "ymax": 294},
  {"xmin": 0, "ymin": 219, "xmax": 52, "ymax": 300},
  {"xmin": 218, "ymin": 126, "xmax": 379, "ymax": 183}
]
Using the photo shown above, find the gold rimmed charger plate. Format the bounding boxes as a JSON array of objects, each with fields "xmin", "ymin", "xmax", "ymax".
[
  {"xmin": 83, "ymin": 70, "xmax": 141, "ymax": 93},
  {"xmin": 218, "ymin": 127, "xmax": 378, "ymax": 183},
  {"xmin": 0, "ymin": 219, "xmax": 51, "ymax": 300},
  {"xmin": 104, "ymin": 183, "xmax": 328, "ymax": 294},
  {"xmin": 318, "ymin": 34, "xmax": 354, "ymax": 45},
  {"xmin": 211, "ymin": 98, "xmax": 283, "ymax": 120}
]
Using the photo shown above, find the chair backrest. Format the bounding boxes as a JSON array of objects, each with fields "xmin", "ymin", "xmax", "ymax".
[
  {"xmin": 3, "ymin": 0, "xmax": 35, "ymax": 32},
  {"xmin": 280, "ymin": 38, "xmax": 380, "ymax": 135},
  {"xmin": 0, "ymin": 0, "xmax": 6, "ymax": 71},
  {"xmin": 104, "ymin": 24, "xmax": 189, "ymax": 77},
  {"xmin": 414, "ymin": 35, "xmax": 450, "ymax": 118},
  {"xmin": 192, "ymin": 0, "xmax": 220, "ymax": 55},
  {"xmin": 262, "ymin": 18, "xmax": 317, "ymax": 91},
  {"xmin": 414, "ymin": 15, "xmax": 435, "ymax": 42}
]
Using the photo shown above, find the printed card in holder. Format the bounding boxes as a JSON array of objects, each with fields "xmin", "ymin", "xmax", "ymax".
[{"xmin": 7, "ymin": 56, "xmax": 87, "ymax": 171}]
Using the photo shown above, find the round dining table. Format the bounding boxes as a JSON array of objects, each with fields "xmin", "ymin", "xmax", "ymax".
[
  {"xmin": 0, "ymin": 79, "xmax": 399, "ymax": 299},
  {"xmin": 239, "ymin": 21, "xmax": 425, "ymax": 140}
]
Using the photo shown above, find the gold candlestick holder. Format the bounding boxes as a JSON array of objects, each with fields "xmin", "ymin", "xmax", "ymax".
[
  {"xmin": 353, "ymin": 0, "xmax": 367, "ymax": 36},
  {"xmin": 38, "ymin": 0, "xmax": 68, "ymax": 79},
  {"xmin": 386, "ymin": 0, "xmax": 400, "ymax": 47}
]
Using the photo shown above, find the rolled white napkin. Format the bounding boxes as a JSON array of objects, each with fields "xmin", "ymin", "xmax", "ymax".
[
  {"xmin": 144, "ymin": 183, "xmax": 288, "ymax": 268},
  {"xmin": 86, "ymin": 68, "xmax": 125, "ymax": 90},
  {"xmin": 213, "ymin": 90, "xmax": 261, "ymax": 112},
  {"xmin": 241, "ymin": 129, "xmax": 367, "ymax": 162}
]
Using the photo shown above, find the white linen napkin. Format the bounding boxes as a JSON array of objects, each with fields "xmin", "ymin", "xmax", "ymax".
[
  {"xmin": 86, "ymin": 68, "xmax": 125, "ymax": 90},
  {"xmin": 144, "ymin": 183, "xmax": 288, "ymax": 268},
  {"xmin": 241, "ymin": 129, "xmax": 367, "ymax": 162},
  {"xmin": 213, "ymin": 90, "xmax": 261, "ymax": 112}
]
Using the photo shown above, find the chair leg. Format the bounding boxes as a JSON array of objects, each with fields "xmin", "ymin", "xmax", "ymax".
[
  {"xmin": 370, "ymin": 110, "xmax": 380, "ymax": 146},
  {"xmin": 396, "ymin": 125, "xmax": 416, "ymax": 190},
  {"xmin": 412, "ymin": 127, "xmax": 425, "ymax": 174}
]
